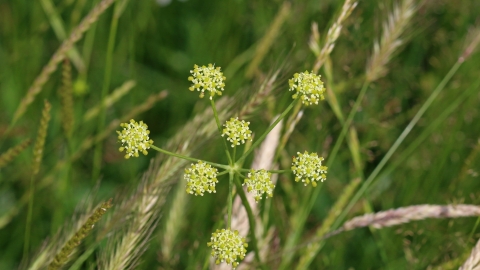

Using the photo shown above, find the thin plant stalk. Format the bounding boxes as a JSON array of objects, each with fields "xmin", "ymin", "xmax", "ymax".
[
  {"xmin": 150, "ymin": 145, "xmax": 229, "ymax": 170},
  {"xmin": 24, "ymin": 100, "xmax": 51, "ymax": 258},
  {"xmin": 47, "ymin": 199, "xmax": 112, "ymax": 270},
  {"xmin": 39, "ymin": 0, "xmax": 85, "ymax": 72},
  {"xmin": 227, "ymin": 172, "xmax": 234, "ymax": 228},
  {"xmin": 331, "ymin": 59, "xmax": 463, "ymax": 231},
  {"xmin": 326, "ymin": 80, "xmax": 370, "ymax": 168},
  {"xmin": 211, "ymin": 99, "xmax": 233, "ymax": 165},
  {"xmin": 234, "ymin": 178, "xmax": 265, "ymax": 270},
  {"xmin": 92, "ymin": 1, "xmax": 121, "ymax": 181},
  {"xmin": 238, "ymin": 99, "xmax": 298, "ymax": 164},
  {"xmin": 375, "ymin": 75, "xmax": 480, "ymax": 193}
]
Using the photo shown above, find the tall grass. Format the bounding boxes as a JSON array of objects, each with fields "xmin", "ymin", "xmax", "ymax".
[{"xmin": 1, "ymin": 0, "xmax": 480, "ymax": 269}]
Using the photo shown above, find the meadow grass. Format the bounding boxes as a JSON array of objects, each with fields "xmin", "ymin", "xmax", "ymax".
[{"xmin": 1, "ymin": 0, "xmax": 480, "ymax": 269}]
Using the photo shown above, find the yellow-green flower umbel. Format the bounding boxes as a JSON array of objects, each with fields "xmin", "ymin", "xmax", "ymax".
[
  {"xmin": 207, "ymin": 229, "xmax": 248, "ymax": 269},
  {"xmin": 243, "ymin": 169, "xmax": 275, "ymax": 202},
  {"xmin": 288, "ymin": 71, "xmax": 325, "ymax": 105},
  {"xmin": 117, "ymin": 119, "xmax": 154, "ymax": 159},
  {"xmin": 188, "ymin": 64, "xmax": 226, "ymax": 99},
  {"xmin": 291, "ymin": 151, "xmax": 328, "ymax": 187},
  {"xmin": 221, "ymin": 117, "xmax": 252, "ymax": 147},
  {"xmin": 185, "ymin": 161, "xmax": 219, "ymax": 196}
]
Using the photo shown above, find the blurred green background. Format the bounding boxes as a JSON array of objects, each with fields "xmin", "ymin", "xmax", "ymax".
[{"xmin": 1, "ymin": 0, "xmax": 480, "ymax": 269}]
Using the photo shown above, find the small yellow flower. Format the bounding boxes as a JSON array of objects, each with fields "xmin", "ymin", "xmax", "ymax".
[
  {"xmin": 288, "ymin": 71, "xmax": 325, "ymax": 105},
  {"xmin": 188, "ymin": 64, "xmax": 226, "ymax": 99},
  {"xmin": 116, "ymin": 119, "xmax": 154, "ymax": 159},
  {"xmin": 291, "ymin": 151, "xmax": 327, "ymax": 187},
  {"xmin": 221, "ymin": 117, "xmax": 252, "ymax": 147},
  {"xmin": 185, "ymin": 161, "xmax": 219, "ymax": 196},
  {"xmin": 207, "ymin": 229, "xmax": 248, "ymax": 269},
  {"xmin": 243, "ymin": 169, "xmax": 275, "ymax": 202}
]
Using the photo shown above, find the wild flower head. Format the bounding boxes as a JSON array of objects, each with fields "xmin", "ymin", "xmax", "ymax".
[
  {"xmin": 221, "ymin": 117, "xmax": 252, "ymax": 147},
  {"xmin": 116, "ymin": 119, "xmax": 154, "ymax": 159},
  {"xmin": 188, "ymin": 64, "xmax": 226, "ymax": 99},
  {"xmin": 184, "ymin": 161, "xmax": 219, "ymax": 196},
  {"xmin": 288, "ymin": 71, "xmax": 325, "ymax": 105},
  {"xmin": 207, "ymin": 229, "xmax": 248, "ymax": 269},
  {"xmin": 243, "ymin": 169, "xmax": 275, "ymax": 202},
  {"xmin": 291, "ymin": 151, "xmax": 328, "ymax": 187}
]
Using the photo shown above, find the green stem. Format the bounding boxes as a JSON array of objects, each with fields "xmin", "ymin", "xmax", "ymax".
[
  {"xmin": 238, "ymin": 99, "xmax": 298, "ymax": 164},
  {"xmin": 267, "ymin": 169, "xmax": 290, "ymax": 174},
  {"xmin": 326, "ymin": 80, "xmax": 370, "ymax": 168},
  {"xmin": 236, "ymin": 168, "xmax": 289, "ymax": 174},
  {"xmin": 150, "ymin": 145, "xmax": 229, "ymax": 170},
  {"xmin": 210, "ymin": 99, "xmax": 233, "ymax": 165},
  {"xmin": 23, "ymin": 175, "xmax": 35, "ymax": 257},
  {"xmin": 234, "ymin": 177, "xmax": 267, "ymax": 270},
  {"xmin": 92, "ymin": 2, "xmax": 119, "ymax": 181},
  {"xmin": 330, "ymin": 59, "xmax": 464, "ymax": 230},
  {"xmin": 275, "ymin": 98, "xmax": 303, "ymax": 161},
  {"xmin": 227, "ymin": 172, "xmax": 234, "ymax": 228}
]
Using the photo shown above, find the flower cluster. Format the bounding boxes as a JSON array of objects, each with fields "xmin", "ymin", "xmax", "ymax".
[
  {"xmin": 222, "ymin": 117, "xmax": 252, "ymax": 147},
  {"xmin": 243, "ymin": 169, "xmax": 275, "ymax": 202},
  {"xmin": 207, "ymin": 229, "xmax": 248, "ymax": 269},
  {"xmin": 291, "ymin": 151, "xmax": 328, "ymax": 187},
  {"xmin": 117, "ymin": 67, "xmax": 332, "ymax": 269},
  {"xmin": 288, "ymin": 71, "xmax": 325, "ymax": 105},
  {"xmin": 185, "ymin": 161, "xmax": 219, "ymax": 196},
  {"xmin": 188, "ymin": 64, "xmax": 226, "ymax": 99},
  {"xmin": 116, "ymin": 119, "xmax": 154, "ymax": 159}
]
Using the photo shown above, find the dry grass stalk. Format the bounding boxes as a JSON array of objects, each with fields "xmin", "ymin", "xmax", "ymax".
[
  {"xmin": 459, "ymin": 237, "xmax": 480, "ymax": 270},
  {"xmin": 32, "ymin": 100, "xmax": 52, "ymax": 176},
  {"xmin": 277, "ymin": 109, "xmax": 303, "ymax": 159},
  {"xmin": 58, "ymin": 59, "xmax": 74, "ymax": 138},
  {"xmin": 47, "ymin": 199, "xmax": 112, "ymax": 270},
  {"xmin": 161, "ymin": 176, "xmax": 188, "ymax": 264},
  {"xmin": 327, "ymin": 204, "xmax": 480, "ymax": 237},
  {"xmin": 213, "ymin": 118, "xmax": 283, "ymax": 270},
  {"xmin": 316, "ymin": 205, "xmax": 480, "ymax": 245},
  {"xmin": 12, "ymin": 0, "xmax": 117, "ymax": 125},
  {"xmin": 238, "ymin": 70, "xmax": 279, "ymax": 119},
  {"xmin": 83, "ymin": 80, "xmax": 136, "ymax": 122},
  {"xmin": 245, "ymin": 2, "xmax": 291, "ymax": 78},
  {"xmin": 0, "ymin": 138, "xmax": 31, "ymax": 169},
  {"xmin": 102, "ymin": 173, "xmax": 165, "ymax": 270},
  {"xmin": 312, "ymin": 0, "xmax": 358, "ymax": 73},
  {"xmin": 365, "ymin": 0, "xmax": 416, "ymax": 82},
  {"xmin": 24, "ymin": 196, "xmax": 97, "ymax": 270}
]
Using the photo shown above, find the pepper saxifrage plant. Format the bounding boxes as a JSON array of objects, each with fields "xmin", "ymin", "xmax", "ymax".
[{"xmin": 116, "ymin": 63, "xmax": 328, "ymax": 268}]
